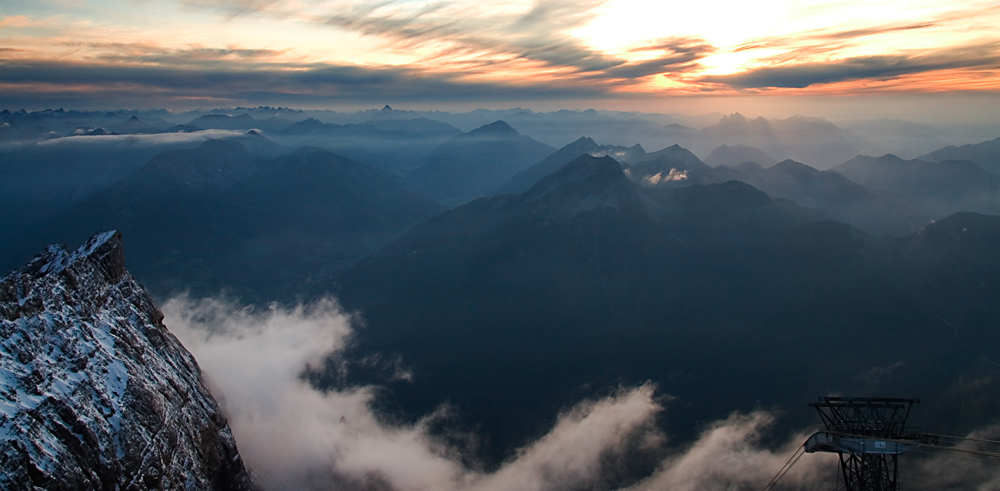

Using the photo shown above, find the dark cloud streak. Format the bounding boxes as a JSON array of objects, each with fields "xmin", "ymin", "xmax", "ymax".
[
  {"xmin": 603, "ymin": 37, "xmax": 715, "ymax": 79},
  {"xmin": 0, "ymin": 58, "xmax": 617, "ymax": 108},
  {"xmin": 189, "ymin": 0, "xmax": 625, "ymax": 74},
  {"xmin": 702, "ymin": 43, "xmax": 1000, "ymax": 89}
]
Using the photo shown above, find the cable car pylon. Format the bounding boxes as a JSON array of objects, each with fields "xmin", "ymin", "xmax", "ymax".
[{"xmin": 762, "ymin": 397, "xmax": 1000, "ymax": 491}]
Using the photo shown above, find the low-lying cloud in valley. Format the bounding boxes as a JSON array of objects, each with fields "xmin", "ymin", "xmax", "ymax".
[{"xmin": 163, "ymin": 296, "xmax": 1000, "ymax": 490}]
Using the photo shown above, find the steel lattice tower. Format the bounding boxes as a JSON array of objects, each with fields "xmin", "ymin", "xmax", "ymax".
[{"xmin": 804, "ymin": 397, "xmax": 925, "ymax": 491}]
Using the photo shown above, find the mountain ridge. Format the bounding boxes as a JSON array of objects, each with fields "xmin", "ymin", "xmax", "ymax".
[{"xmin": 0, "ymin": 231, "xmax": 254, "ymax": 489}]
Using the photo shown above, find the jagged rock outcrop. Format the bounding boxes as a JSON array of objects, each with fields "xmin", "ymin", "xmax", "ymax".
[{"xmin": 0, "ymin": 231, "xmax": 254, "ymax": 490}]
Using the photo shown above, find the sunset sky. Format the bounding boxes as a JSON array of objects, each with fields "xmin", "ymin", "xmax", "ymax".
[{"xmin": 1, "ymin": 0, "xmax": 998, "ymax": 115}]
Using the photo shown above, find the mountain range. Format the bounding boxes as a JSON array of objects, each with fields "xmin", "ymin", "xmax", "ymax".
[
  {"xmin": 919, "ymin": 137, "xmax": 1000, "ymax": 176},
  {"xmin": 2, "ymin": 105, "xmax": 999, "ymax": 487},
  {"xmin": 330, "ymin": 154, "xmax": 1000, "ymax": 464},
  {"xmin": 2, "ymin": 141, "xmax": 444, "ymax": 301},
  {"xmin": 495, "ymin": 136, "xmax": 645, "ymax": 195},
  {"xmin": 403, "ymin": 121, "xmax": 554, "ymax": 205},
  {"xmin": 832, "ymin": 154, "xmax": 1000, "ymax": 218},
  {"xmin": 715, "ymin": 159, "xmax": 932, "ymax": 236}
]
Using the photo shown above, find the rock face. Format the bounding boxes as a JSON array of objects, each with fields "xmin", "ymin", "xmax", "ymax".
[{"xmin": 0, "ymin": 231, "xmax": 254, "ymax": 490}]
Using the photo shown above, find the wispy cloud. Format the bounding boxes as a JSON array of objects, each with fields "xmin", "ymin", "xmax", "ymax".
[
  {"xmin": 702, "ymin": 43, "xmax": 1000, "ymax": 89},
  {"xmin": 162, "ymin": 295, "xmax": 663, "ymax": 490},
  {"xmin": 75, "ymin": 42, "xmax": 289, "ymax": 66},
  {"xmin": 0, "ymin": 50, "xmax": 630, "ymax": 110},
  {"xmin": 603, "ymin": 37, "xmax": 715, "ymax": 79},
  {"xmin": 183, "ymin": 0, "xmax": 624, "ymax": 74},
  {"xmin": 162, "ymin": 295, "xmax": 1000, "ymax": 491}
]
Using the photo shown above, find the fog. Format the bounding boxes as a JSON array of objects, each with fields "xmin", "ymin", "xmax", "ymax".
[
  {"xmin": 4, "ymin": 102, "xmax": 998, "ymax": 488},
  {"xmin": 164, "ymin": 295, "xmax": 848, "ymax": 491}
]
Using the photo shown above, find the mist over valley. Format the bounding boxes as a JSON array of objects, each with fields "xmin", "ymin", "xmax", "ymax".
[{"xmin": 2, "ymin": 102, "xmax": 999, "ymax": 489}]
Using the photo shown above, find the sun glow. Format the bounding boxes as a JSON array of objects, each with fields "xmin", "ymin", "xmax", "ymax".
[{"xmin": 1, "ymin": 0, "xmax": 998, "ymax": 107}]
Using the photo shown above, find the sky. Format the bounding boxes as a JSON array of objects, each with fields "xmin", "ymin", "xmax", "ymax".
[{"xmin": 1, "ymin": 0, "xmax": 999, "ymax": 116}]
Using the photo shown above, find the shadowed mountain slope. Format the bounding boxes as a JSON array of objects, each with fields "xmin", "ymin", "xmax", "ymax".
[
  {"xmin": 3, "ymin": 143, "xmax": 444, "ymax": 301},
  {"xmin": 920, "ymin": 137, "xmax": 1000, "ymax": 176},
  {"xmin": 0, "ymin": 130, "xmax": 282, "ymax": 237},
  {"xmin": 627, "ymin": 144, "xmax": 721, "ymax": 186},
  {"xmin": 330, "ymin": 153, "xmax": 999, "ymax": 467},
  {"xmin": 704, "ymin": 144, "xmax": 778, "ymax": 168},
  {"xmin": 403, "ymin": 121, "xmax": 555, "ymax": 205},
  {"xmin": 494, "ymin": 137, "xmax": 645, "ymax": 195},
  {"xmin": 721, "ymin": 159, "xmax": 932, "ymax": 235},
  {"xmin": 838, "ymin": 118, "xmax": 950, "ymax": 158},
  {"xmin": 831, "ymin": 154, "xmax": 1000, "ymax": 218},
  {"xmin": 276, "ymin": 117, "xmax": 461, "ymax": 175}
]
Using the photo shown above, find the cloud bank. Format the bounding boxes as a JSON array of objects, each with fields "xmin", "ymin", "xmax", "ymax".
[
  {"xmin": 702, "ymin": 43, "xmax": 1000, "ymax": 89},
  {"xmin": 162, "ymin": 296, "xmax": 1000, "ymax": 491},
  {"xmin": 3, "ymin": 0, "xmax": 1000, "ymax": 110}
]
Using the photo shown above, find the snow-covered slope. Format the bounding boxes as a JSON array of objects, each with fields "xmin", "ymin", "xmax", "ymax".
[{"xmin": 0, "ymin": 231, "xmax": 254, "ymax": 490}]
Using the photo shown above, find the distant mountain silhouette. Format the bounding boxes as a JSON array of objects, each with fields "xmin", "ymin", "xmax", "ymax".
[
  {"xmin": 404, "ymin": 121, "xmax": 554, "ymax": 205},
  {"xmin": 704, "ymin": 144, "xmax": 777, "ymax": 168},
  {"xmin": 364, "ymin": 117, "xmax": 463, "ymax": 139},
  {"xmin": 494, "ymin": 137, "xmax": 645, "ymax": 195},
  {"xmin": 698, "ymin": 113, "xmax": 784, "ymax": 158},
  {"xmin": 107, "ymin": 115, "xmax": 174, "ymax": 134},
  {"xmin": 0, "ymin": 115, "xmax": 54, "ymax": 142},
  {"xmin": 4, "ymin": 143, "xmax": 444, "ymax": 300},
  {"xmin": 277, "ymin": 118, "xmax": 461, "ymax": 175},
  {"xmin": 768, "ymin": 115, "xmax": 866, "ymax": 168},
  {"xmin": 598, "ymin": 119, "xmax": 698, "ymax": 152},
  {"xmin": 832, "ymin": 154, "xmax": 1000, "ymax": 218},
  {"xmin": 0, "ymin": 131, "xmax": 281, "ymax": 236},
  {"xmin": 695, "ymin": 114, "xmax": 863, "ymax": 168},
  {"xmin": 838, "ymin": 118, "xmax": 950, "ymax": 158},
  {"xmin": 920, "ymin": 137, "xmax": 1000, "ymax": 176},
  {"xmin": 593, "ymin": 113, "xmax": 867, "ymax": 169},
  {"xmin": 187, "ymin": 113, "xmax": 258, "ymax": 130},
  {"xmin": 718, "ymin": 159, "xmax": 932, "ymax": 236},
  {"xmin": 627, "ymin": 144, "xmax": 720, "ymax": 187}
]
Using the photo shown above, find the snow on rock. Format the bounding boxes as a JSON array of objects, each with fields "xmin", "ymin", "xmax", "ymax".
[{"xmin": 0, "ymin": 231, "xmax": 254, "ymax": 490}]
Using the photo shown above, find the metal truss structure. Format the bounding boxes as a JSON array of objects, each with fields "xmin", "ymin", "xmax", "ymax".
[{"xmin": 804, "ymin": 397, "xmax": 929, "ymax": 491}]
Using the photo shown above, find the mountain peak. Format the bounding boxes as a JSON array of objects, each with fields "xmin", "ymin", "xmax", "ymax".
[
  {"xmin": 382, "ymin": 104, "xmax": 393, "ymax": 111},
  {"xmin": 772, "ymin": 159, "xmax": 812, "ymax": 170},
  {"xmin": 525, "ymin": 154, "xmax": 628, "ymax": 200},
  {"xmin": 557, "ymin": 154, "xmax": 622, "ymax": 179},
  {"xmin": 721, "ymin": 112, "xmax": 747, "ymax": 123},
  {"xmin": 636, "ymin": 144, "xmax": 705, "ymax": 168},
  {"xmin": 19, "ymin": 230, "xmax": 125, "ymax": 282},
  {"xmin": 469, "ymin": 120, "xmax": 519, "ymax": 137},
  {"xmin": 1, "ymin": 232, "xmax": 253, "ymax": 488}
]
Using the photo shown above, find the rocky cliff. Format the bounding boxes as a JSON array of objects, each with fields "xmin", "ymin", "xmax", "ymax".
[{"xmin": 0, "ymin": 231, "xmax": 254, "ymax": 490}]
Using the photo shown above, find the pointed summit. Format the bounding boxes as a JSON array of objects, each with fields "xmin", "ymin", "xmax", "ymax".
[
  {"xmin": 719, "ymin": 112, "xmax": 747, "ymax": 125},
  {"xmin": 0, "ymin": 231, "xmax": 254, "ymax": 489},
  {"xmin": 629, "ymin": 144, "xmax": 717, "ymax": 186},
  {"xmin": 404, "ymin": 121, "xmax": 553, "ymax": 204},
  {"xmin": 381, "ymin": 104, "xmax": 393, "ymax": 111},
  {"xmin": 495, "ymin": 137, "xmax": 645, "ymax": 196},
  {"xmin": 523, "ymin": 154, "xmax": 643, "ymax": 215},
  {"xmin": 528, "ymin": 154, "xmax": 624, "ymax": 193}
]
